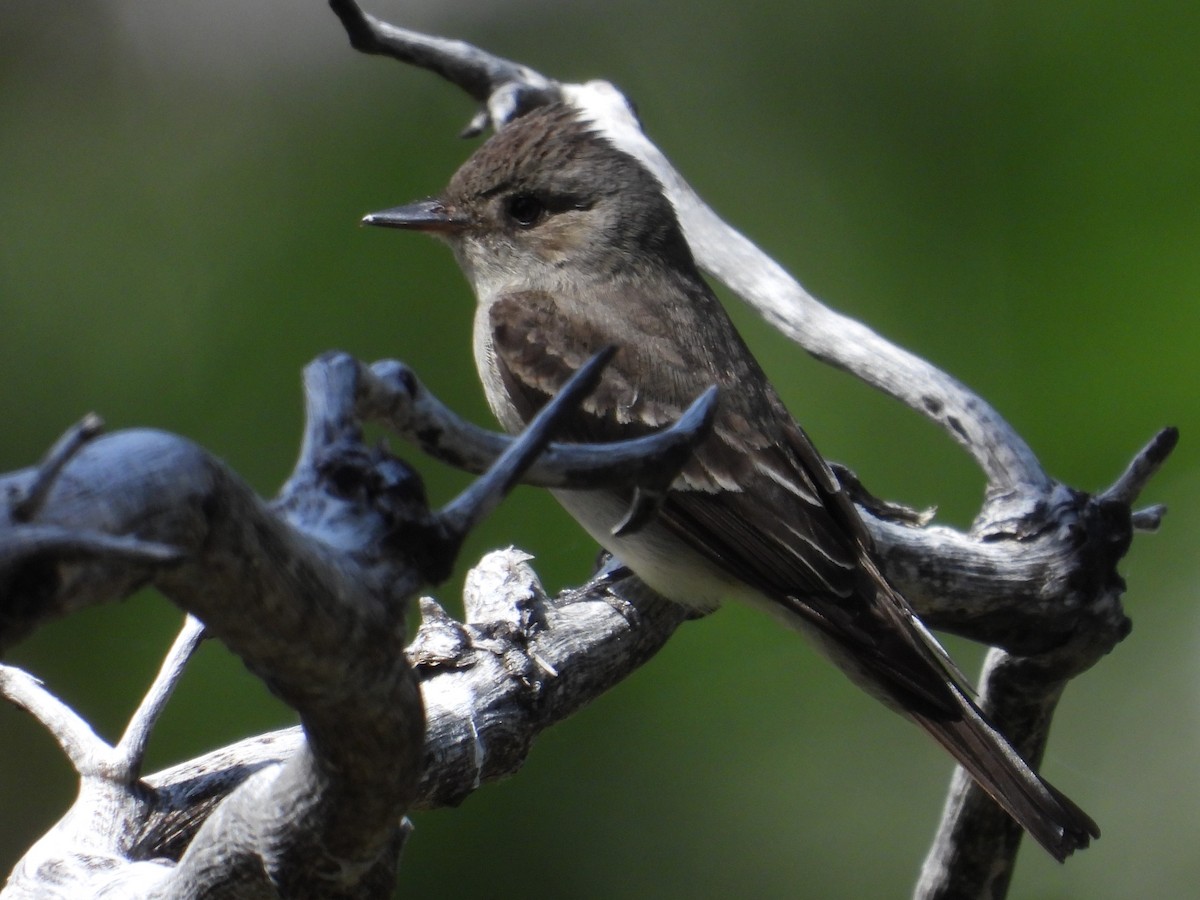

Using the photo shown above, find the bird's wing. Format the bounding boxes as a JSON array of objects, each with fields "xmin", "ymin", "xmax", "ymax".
[
  {"xmin": 487, "ymin": 288, "xmax": 1101, "ymax": 858},
  {"xmin": 488, "ymin": 288, "xmax": 961, "ymax": 716}
]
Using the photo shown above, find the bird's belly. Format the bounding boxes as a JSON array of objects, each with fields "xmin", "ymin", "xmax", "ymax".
[{"xmin": 550, "ymin": 487, "xmax": 740, "ymax": 612}]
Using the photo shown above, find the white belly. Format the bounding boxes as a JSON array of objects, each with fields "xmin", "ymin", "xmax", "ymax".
[{"xmin": 550, "ymin": 487, "xmax": 743, "ymax": 613}]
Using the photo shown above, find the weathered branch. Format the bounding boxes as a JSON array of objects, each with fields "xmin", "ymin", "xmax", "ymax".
[
  {"xmin": 358, "ymin": 358, "xmax": 719, "ymax": 491},
  {"xmin": 328, "ymin": 0, "xmax": 559, "ymax": 135},
  {"xmin": 0, "ymin": 351, "xmax": 714, "ymax": 898},
  {"xmin": 115, "ymin": 616, "xmax": 207, "ymax": 778},
  {"xmin": 3, "ymin": 406, "xmax": 429, "ymax": 897}
]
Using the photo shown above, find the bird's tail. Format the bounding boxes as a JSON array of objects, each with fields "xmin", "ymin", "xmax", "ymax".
[{"xmin": 911, "ymin": 689, "xmax": 1099, "ymax": 861}]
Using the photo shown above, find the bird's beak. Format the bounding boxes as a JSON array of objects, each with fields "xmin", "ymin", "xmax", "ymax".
[{"xmin": 361, "ymin": 199, "xmax": 470, "ymax": 233}]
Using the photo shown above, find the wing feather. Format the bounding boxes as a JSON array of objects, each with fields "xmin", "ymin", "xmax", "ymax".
[
  {"xmin": 483, "ymin": 284, "xmax": 1100, "ymax": 855},
  {"xmin": 487, "ymin": 286, "xmax": 958, "ymax": 715}
]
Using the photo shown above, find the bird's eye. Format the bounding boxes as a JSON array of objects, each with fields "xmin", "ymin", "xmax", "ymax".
[{"xmin": 506, "ymin": 193, "xmax": 545, "ymax": 227}]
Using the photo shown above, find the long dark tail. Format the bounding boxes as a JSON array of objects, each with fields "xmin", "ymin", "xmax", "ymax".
[
  {"xmin": 912, "ymin": 687, "xmax": 1099, "ymax": 861},
  {"xmin": 782, "ymin": 573, "xmax": 1100, "ymax": 859}
]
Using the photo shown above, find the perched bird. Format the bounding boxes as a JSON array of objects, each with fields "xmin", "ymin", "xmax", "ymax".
[{"xmin": 364, "ymin": 102, "xmax": 1098, "ymax": 859}]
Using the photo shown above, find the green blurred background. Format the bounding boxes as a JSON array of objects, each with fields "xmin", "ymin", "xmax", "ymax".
[{"xmin": 1, "ymin": 1, "xmax": 1196, "ymax": 896}]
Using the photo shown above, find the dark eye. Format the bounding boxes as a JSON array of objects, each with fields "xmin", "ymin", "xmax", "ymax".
[{"xmin": 506, "ymin": 193, "xmax": 545, "ymax": 227}]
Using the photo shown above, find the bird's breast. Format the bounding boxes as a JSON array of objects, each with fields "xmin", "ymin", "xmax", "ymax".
[{"xmin": 472, "ymin": 297, "xmax": 528, "ymax": 435}]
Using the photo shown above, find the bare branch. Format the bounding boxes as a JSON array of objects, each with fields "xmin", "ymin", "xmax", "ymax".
[
  {"xmin": 9, "ymin": 414, "xmax": 105, "ymax": 523},
  {"xmin": 328, "ymin": 0, "xmax": 561, "ymax": 135},
  {"xmin": 127, "ymin": 551, "xmax": 692, "ymax": 857},
  {"xmin": 0, "ymin": 349, "xmax": 716, "ymax": 897},
  {"xmin": 916, "ymin": 646, "xmax": 1075, "ymax": 899},
  {"xmin": 114, "ymin": 616, "xmax": 207, "ymax": 779},
  {"xmin": 1099, "ymin": 426, "xmax": 1178, "ymax": 508},
  {"xmin": 434, "ymin": 346, "xmax": 620, "ymax": 540},
  {"xmin": 357, "ymin": 357, "xmax": 718, "ymax": 491},
  {"xmin": 0, "ymin": 665, "xmax": 106, "ymax": 774}
]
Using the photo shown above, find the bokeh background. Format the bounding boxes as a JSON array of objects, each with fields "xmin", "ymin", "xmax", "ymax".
[{"xmin": 2, "ymin": 1, "xmax": 1197, "ymax": 896}]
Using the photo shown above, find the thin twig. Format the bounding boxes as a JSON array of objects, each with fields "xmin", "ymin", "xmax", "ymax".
[
  {"xmin": 114, "ymin": 615, "xmax": 207, "ymax": 778},
  {"xmin": 0, "ymin": 664, "xmax": 108, "ymax": 773},
  {"xmin": 10, "ymin": 414, "xmax": 105, "ymax": 522},
  {"xmin": 1099, "ymin": 426, "xmax": 1179, "ymax": 506}
]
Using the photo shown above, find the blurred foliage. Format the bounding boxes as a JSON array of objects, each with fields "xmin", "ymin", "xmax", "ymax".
[{"xmin": 1, "ymin": 1, "xmax": 1197, "ymax": 897}]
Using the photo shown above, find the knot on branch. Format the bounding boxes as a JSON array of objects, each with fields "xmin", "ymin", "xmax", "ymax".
[
  {"xmin": 410, "ymin": 553, "xmax": 557, "ymax": 700},
  {"xmin": 1023, "ymin": 487, "xmax": 1135, "ymax": 678},
  {"xmin": 953, "ymin": 427, "xmax": 1176, "ymax": 674}
]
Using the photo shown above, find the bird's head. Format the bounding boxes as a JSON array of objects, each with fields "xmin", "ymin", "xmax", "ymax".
[{"xmin": 363, "ymin": 103, "xmax": 693, "ymax": 298}]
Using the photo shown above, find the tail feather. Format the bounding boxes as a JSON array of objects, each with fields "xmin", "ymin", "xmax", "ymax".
[
  {"xmin": 913, "ymin": 688, "xmax": 1100, "ymax": 861},
  {"xmin": 839, "ymin": 561, "xmax": 1100, "ymax": 860},
  {"xmin": 779, "ymin": 582, "xmax": 1099, "ymax": 859}
]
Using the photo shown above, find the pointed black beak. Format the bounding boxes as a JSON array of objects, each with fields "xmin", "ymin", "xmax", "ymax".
[{"xmin": 361, "ymin": 199, "xmax": 470, "ymax": 233}]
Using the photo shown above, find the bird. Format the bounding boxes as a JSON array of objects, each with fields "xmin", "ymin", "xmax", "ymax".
[{"xmin": 362, "ymin": 101, "xmax": 1099, "ymax": 860}]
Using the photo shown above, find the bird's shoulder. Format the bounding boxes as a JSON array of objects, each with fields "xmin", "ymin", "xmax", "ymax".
[{"xmin": 488, "ymin": 283, "xmax": 720, "ymax": 426}]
